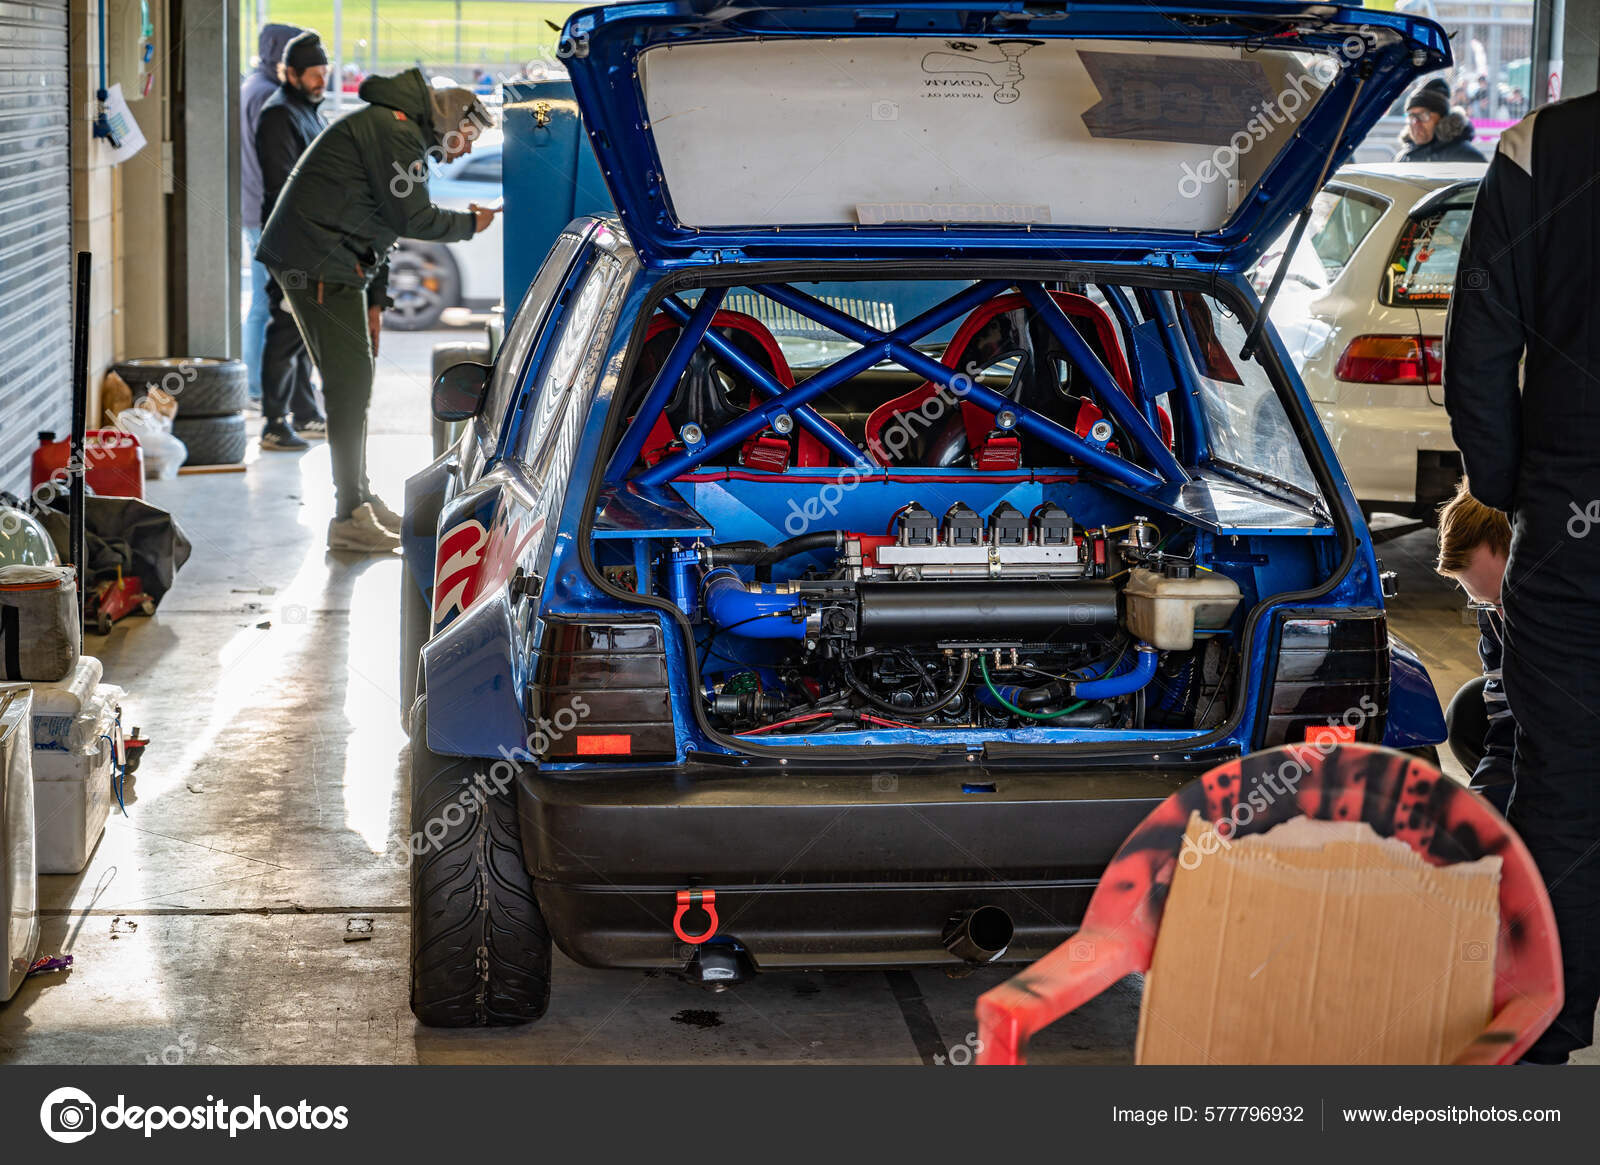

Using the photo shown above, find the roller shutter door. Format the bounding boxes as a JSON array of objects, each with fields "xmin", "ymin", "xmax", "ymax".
[{"xmin": 0, "ymin": 0, "xmax": 71, "ymax": 495}]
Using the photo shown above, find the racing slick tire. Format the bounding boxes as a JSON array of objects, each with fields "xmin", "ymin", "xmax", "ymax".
[{"xmin": 409, "ymin": 696, "xmax": 552, "ymax": 1027}]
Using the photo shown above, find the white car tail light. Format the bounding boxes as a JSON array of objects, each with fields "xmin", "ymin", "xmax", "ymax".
[{"xmin": 1334, "ymin": 334, "xmax": 1442, "ymax": 386}]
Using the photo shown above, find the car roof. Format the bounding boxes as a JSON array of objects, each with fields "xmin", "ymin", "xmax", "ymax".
[{"xmin": 1331, "ymin": 161, "xmax": 1485, "ymax": 197}]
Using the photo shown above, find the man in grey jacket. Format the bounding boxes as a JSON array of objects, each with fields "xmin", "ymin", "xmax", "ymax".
[{"xmin": 240, "ymin": 22, "xmax": 302, "ymax": 403}]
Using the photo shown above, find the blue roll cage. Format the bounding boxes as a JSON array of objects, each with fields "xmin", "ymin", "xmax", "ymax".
[{"xmin": 606, "ymin": 279, "xmax": 1200, "ymax": 491}]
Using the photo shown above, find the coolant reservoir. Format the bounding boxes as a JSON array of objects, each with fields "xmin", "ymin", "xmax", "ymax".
[{"xmin": 1123, "ymin": 567, "xmax": 1242, "ymax": 651}]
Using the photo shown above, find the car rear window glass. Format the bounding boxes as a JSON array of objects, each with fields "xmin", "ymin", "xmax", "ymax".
[
  {"xmin": 1175, "ymin": 292, "xmax": 1323, "ymax": 502},
  {"xmin": 484, "ymin": 232, "xmax": 583, "ymax": 444},
  {"xmin": 523, "ymin": 254, "xmax": 624, "ymax": 471},
  {"xmin": 1382, "ymin": 200, "xmax": 1475, "ymax": 307}
]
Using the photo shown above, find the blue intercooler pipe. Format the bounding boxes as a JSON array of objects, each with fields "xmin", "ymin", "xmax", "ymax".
[
  {"xmin": 1073, "ymin": 645, "xmax": 1159, "ymax": 699},
  {"xmin": 700, "ymin": 569, "xmax": 807, "ymax": 639}
]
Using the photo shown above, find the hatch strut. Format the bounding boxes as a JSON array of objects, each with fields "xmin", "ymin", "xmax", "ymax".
[{"xmin": 1239, "ymin": 68, "xmax": 1369, "ymax": 362}]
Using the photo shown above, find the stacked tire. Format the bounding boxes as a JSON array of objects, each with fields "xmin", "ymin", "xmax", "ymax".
[{"xmin": 111, "ymin": 357, "xmax": 250, "ymax": 467}]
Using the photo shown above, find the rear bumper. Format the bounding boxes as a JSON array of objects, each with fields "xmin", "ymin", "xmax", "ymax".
[
  {"xmin": 1317, "ymin": 400, "xmax": 1456, "ymax": 507},
  {"xmin": 516, "ymin": 763, "xmax": 1196, "ymax": 969}
]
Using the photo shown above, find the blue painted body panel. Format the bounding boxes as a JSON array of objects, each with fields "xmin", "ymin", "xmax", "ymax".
[
  {"xmin": 560, "ymin": 1, "xmax": 1450, "ymax": 269},
  {"xmin": 400, "ymin": 4, "xmax": 1455, "ymax": 765},
  {"xmin": 1384, "ymin": 634, "xmax": 1449, "ymax": 750}
]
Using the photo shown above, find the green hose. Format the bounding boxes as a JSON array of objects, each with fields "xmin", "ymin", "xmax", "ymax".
[{"xmin": 979, "ymin": 655, "xmax": 1088, "ymax": 720}]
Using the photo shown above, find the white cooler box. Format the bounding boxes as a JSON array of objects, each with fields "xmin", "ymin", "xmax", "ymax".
[
  {"xmin": 30, "ymin": 655, "xmax": 104, "ymax": 754},
  {"xmin": 1, "ymin": 686, "xmax": 39, "ymax": 1001},
  {"xmin": 32, "ymin": 683, "xmax": 120, "ymax": 875}
]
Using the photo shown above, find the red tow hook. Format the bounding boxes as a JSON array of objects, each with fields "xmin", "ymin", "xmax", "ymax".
[{"xmin": 673, "ymin": 888, "xmax": 719, "ymax": 944}]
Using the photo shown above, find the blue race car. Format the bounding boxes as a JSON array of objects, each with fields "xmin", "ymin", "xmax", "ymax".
[{"xmin": 401, "ymin": 0, "xmax": 1450, "ymax": 1026}]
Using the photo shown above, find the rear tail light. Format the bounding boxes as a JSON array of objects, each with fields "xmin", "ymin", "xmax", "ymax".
[
  {"xmin": 534, "ymin": 620, "xmax": 675, "ymax": 761},
  {"xmin": 1334, "ymin": 334, "xmax": 1442, "ymax": 385},
  {"xmin": 1256, "ymin": 610, "xmax": 1389, "ymax": 749}
]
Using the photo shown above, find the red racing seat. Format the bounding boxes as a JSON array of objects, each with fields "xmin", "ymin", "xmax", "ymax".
[
  {"xmin": 864, "ymin": 290, "xmax": 1171, "ymax": 468},
  {"xmin": 631, "ymin": 310, "xmax": 829, "ymax": 470}
]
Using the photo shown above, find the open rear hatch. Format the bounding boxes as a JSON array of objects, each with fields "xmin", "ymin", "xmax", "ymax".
[{"xmin": 562, "ymin": 0, "xmax": 1449, "ymax": 267}]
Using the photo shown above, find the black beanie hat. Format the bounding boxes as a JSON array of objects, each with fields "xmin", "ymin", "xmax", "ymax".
[
  {"xmin": 1406, "ymin": 77, "xmax": 1451, "ymax": 118},
  {"xmin": 284, "ymin": 30, "xmax": 329, "ymax": 72}
]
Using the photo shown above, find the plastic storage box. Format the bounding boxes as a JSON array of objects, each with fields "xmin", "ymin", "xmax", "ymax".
[
  {"xmin": 30, "ymin": 655, "xmax": 104, "ymax": 753},
  {"xmin": 33, "ymin": 686, "xmax": 119, "ymax": 874},
  {"xmin": 0, "ymin": 686, "xmax": 39, "ymax": 1001}
]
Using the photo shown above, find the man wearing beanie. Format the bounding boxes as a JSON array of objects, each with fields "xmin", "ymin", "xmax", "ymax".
[
  {"xmin": 257, "ymin": 68, "xmax": 499, "ymax": 553},
  {"xmin": 1396, "ymin": 76, "xmax": 1485, "ymax": 163},
  {"xmin": 240, "ymin": 23, "xmax": 302, "ymax": 402},
  {"xmin": 256, "ymin": 30, "xmax": 330, "ymax": 453}
]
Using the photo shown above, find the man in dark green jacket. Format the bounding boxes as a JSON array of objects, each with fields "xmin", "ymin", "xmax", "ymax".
[{"xmin": 258, "ymin": 67, "xmax": 498, "ymax": 552}]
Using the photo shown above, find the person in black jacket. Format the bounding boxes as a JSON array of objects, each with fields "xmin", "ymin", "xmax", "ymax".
[
  {"xmin": 241, "ymin": 23, "xmax": 302, "ymax": 402},
  {"xmin": 1445, "ymin": 92, "xmax": 1600, "ymax": 1065},
  {"xmin": 1434, "ymin": 482, "xmax": 1514, "ymax": 812},
  {"xmin": 256, "ymin": 31, "xmax": 330, "ymax": 452},
  {"xmin": 1395, "ymin": 78, "xmax": 1486, "ymax": 164}
]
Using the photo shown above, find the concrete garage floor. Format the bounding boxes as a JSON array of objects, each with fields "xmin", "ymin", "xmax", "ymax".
[{"xmin": 0, "ymin": 329, "xmax": 1583, "ymax": 1065}]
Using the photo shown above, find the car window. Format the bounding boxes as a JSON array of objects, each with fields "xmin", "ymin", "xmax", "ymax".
[
  {"xmin": 1307, "ymin": 188, "xmax": 1386, "ymax": 282},
  {"xmin": 482, "ymin": 232, "xmax": 584, "ymax": 446},
  {"xmin": 1382, "ymin": 200, "xmax": 1476, "ymax": 308},
  {"xmin": 460, "ymin": 153, "xmax": 502, "ymax": 183},
  {"xmin": 1175, "ymin": 292, "xmax": 1323, "ymax": 501},
  {"xmin": 1249, "ymin": 187, "xmax": 1387, "ymax": 292},
  {"xmin": 522, "ymin": 254, "xmax": 624, "ymax": 472}
]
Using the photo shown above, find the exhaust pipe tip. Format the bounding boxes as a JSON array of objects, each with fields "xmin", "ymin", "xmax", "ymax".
[
  {"xmin": 684, "ymin": 942, "xmax": 753, "ymax": 990},
  {"xmin": 943, "ymin": 906, "xmax": 1014, "ymax": 965}
]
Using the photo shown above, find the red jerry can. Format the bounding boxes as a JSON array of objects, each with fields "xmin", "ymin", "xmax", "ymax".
[{"xmin": 31, "ymin": 430, "xmax": 144, "ymax": 501}]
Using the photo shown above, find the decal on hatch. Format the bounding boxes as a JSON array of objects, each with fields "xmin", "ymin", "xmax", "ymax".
[{"xmin": 920, "ymin": 40, "xmax": 1040, "ymax": 104}]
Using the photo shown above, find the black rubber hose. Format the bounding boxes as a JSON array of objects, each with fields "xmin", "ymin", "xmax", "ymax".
[
  {"xmin": 1039, "ymin": 700, "xmax": 1116, "ymax": 727},
  {"xmin": 842, "ymin": 652, "xmax": 973, "ymax": 717},
  {"xmin": 1012, "ymin": 679, "xmax": 1073, "ymax": 710},
  {"xmin": 702, "ymin": 530, "xmax": 845, "ymax": 567}
]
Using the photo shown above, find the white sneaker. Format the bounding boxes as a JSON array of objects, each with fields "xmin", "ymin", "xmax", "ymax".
[
  {"xmin": 366, "ymin": 495, "xmax": 403, "ymax": 532},
  {"xmin": 327, "ymin": 503, "xmax": 402, "ymax": 553}
]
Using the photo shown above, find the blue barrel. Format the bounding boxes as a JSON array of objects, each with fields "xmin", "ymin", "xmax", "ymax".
[{"xmin": 500, "ymin": 78, "xmax": 615, "ymax": 310}]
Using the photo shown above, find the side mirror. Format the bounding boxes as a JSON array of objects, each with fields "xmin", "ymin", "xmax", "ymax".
[{"xmin": 432, "ymin": 362, "xmax": 493, "ymax": 422}]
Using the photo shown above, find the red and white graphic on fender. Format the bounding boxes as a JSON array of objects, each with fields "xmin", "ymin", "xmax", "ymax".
[{"xmin": 432, "ymin": 519, "xmax": 490, "ymax": 625}]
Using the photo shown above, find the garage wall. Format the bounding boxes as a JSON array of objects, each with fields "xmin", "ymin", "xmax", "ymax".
[{"xmin": 0, "ymin": 0, "xmax": 73, "ymax": 496}]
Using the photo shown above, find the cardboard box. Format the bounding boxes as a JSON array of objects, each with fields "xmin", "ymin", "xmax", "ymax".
[{"xmin": 1136, "ymin": 813, "xmax": 1500, "ymax": 1064}]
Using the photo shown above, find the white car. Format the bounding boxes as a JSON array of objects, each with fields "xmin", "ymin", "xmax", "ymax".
[
  {"xmin": 1254, "ymin": 162, "xmax": 1484, "ymax": 520},
  {"xmin": 384, "ymin": 132, "xmax": 504, "ymax": 330}
]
